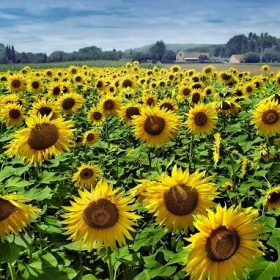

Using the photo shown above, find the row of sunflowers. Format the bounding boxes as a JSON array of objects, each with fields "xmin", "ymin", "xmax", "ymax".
[{"xmin": 0, "ymin": 62, "xmax": 280, "ymax": 279}]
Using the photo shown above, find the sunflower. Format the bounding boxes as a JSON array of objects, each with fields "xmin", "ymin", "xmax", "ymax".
[
  {"xmin": 0, "ymin": 194, "xmax": 40, "ymax": 237},
  {"xmin": 62, "ymin": 179, "xmax": 140, "ymax": 251},
  {"xmin": 261, "ymin": 64, "xmax": 270, "ymax": 72},
  {"xmin": 158, "ymin": 98, "xmax": 178, "ymax": 112},
  {"xmin": 202, "ymin": 65, "xmax": 215, "ymax": 77},
  {"xmin": 145, "ymin": 166, "xmax": 218, "ymax": 233},
  {"xmin": 241, "ymin": 156, "xmax": 249, "ymax": 177},
  {"xmin": 217, "ymin": 98, "xmax": 241, "ymax": 115},
  {"xmin": 61, "ymin": 81, "xmax": 73, "ymax": 94},
  {"xmin": 213, "ymin": 133, "xmax": 221, "ymax": 166},
  {"xmin": 29, "ymin": 98, "xmax": 60, "ymax": 119},
  {"xmin": 6, "ymin": 115, "xmax": 73, "ymax": 164},
  {"xmin": 190, "ymin": 90, "xmax": 204, "ymax": 105},
  {"xmin": 275, "ymin": 73, "xmax": 280, "ymax": 87},
  {"xmin": 57, "ymin": 93, "xmax": 84, "ymax": 114},
  {"xmin": 27, "ymin": 76, "xmax": 44, "ymax": 94},
  {"xmin": 118, "ymin": 103, "xmax": 141, "ymax": 125},
  {"xmin": 8, "ymin": 74, "xmax": 26, "ymax": 93},
  {"xmin": 178, "ymin": 84, "xmax": 193, "ymax": 102},
  {"xmin": 83, "ymin": 129, "xmax": 99, "ymax": 146},
  {"xmin": 87, "ymin": 106, "xmax": 104, "ymax": 125},
  {"xmin": 72, "ymin": 164, "xmax": 100, "ymax": 189},
  {"xmin": 251, "ymin": 100, "xmax": 280, "ymax": 136},
  {"xmin": 0, "ymin": 94, "xmax": 19, "ymax": 107},
  {"xmin": 223, "ymin": 181, "xmax": 234, "ymax": 190},
  {"xmin": 264, "ymin": 186, "xmax": 280, "ymax": 210},
  {"xmin": 184, "ymin": 205, "xmax": 262, "ymax": 280},
  {"xmin": 142, "ymin": 92, "xmax": 157, "ymax": 107},
  {"xmin": 186, "ymin": 103, "xmax": 217, "ymax": 136},
  {"xmin": 100, "ymin": 94, "xmax": 121, "ymax": 115},
  {"xmin": 48, "ymin": 81, "xmax": 62, "ymax": 98},
  {"xmin": 132, "ymin": 106, "xmax": 180, "ymax": 146},
  {"xmin": 120, "ymin": 77, "xmax": 136, "ymax": 90},
  {"xmin": 219, "ymin": 71, "xmax": 233, "ymax": 85},
  {"xmin": 0, "ymin": 103, "xmax": 24, "ymax": 126}
]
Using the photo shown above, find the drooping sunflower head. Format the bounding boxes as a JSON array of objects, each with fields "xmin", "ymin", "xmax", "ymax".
[
  {"xmin": 144, "ymin": 165, "xmax": 218, "ymax": 233},
  {"xmin": 217, "ymin": 98, "xmax": 241, "ymax": 115},
  {"xmin": 158, "ymin": 98, "xmax": 178, "ymax": 112},
  {"xmin": 6, "ymin": 115, "xmax": 74, "ymax": 164},
  {"xmin": 87, "ymin": 105, "xmax": 104, "ymax": 125},
  {"xmin": 184, "ymin": 205, "xmax": 262, "ymax": 280},
  {"xmin": 72, "ymin": 164, "xmax": 100, "ymax": 189},
  {"xmin": 62, "ymin": 179, "xmax": 140, "ymax": 251},
  {"xmin": 29, "ymin": 98, "xmax": 60, "ymax": 120},
  {"xmin": 57, "ymin": 93, "xmax": 84, "ymax": 115},
  {"xmin": 0, "ymin": 103, "xmax": 25, "ymax": 127},
  {"xmin": 132, "ymin": 106, "xmax": 180, "ymax": 146},
  {"xmin": 186, "ymin": 103, "xmax": 217, "ymax": 136},
  {"xmin": 219, "ymin": 71, "xmax": 233, "ymax": 85},
  {"xmin": 120, "ymin": 77, "xmax": 136, "ymax": 90},
  {"xmin": 83, "ymin": 129, "xmax": 99, "ymax": 146},
  {"xmin": 0, "ymin": 194, "xmax": 40, "ymax": 237},
  {"xmin": 251, "ymin": 100, "xmax": 280, "ymax": 136},
  {"xmin": 118, "ymin": 102, "xmax": 141, "ymax": 125},
  {"xmin": 264, "ymin": 186, "xmax": 280, "ymax": 210}
]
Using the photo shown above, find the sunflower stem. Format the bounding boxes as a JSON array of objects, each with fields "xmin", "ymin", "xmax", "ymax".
[
  {"xmin": 107, "ymin": 248, "xmax": 114, "ymax": 280},
  {"xmin": 148, "ymin": 147, "xmax": 152, "ymax": 167},
  {"xmin": 189, "ymin": 136, "xmax": 194, "ymax": 170},
  {"xmin": 8, "ymin": 263, "xmax": 16, "ymax": 280}
]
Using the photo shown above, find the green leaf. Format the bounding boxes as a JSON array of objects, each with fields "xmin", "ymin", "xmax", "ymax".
[
  {"xmin": 82, "ymin": 275, "xmax": 98, "ymax": 280},
  {"xmin": 134, "ymin": 270, "xmax": 150, "ymax": 280},
  {"xmin": 0, "ymin": 239, "xmax": 25, "ymax": 263},
  {"xmin": 24, "ymin": 187, "xmax": 53, "ymax": 201},
  {"xmin": 5, "ymin": 176, "xmax": 34, "ymax": 189},
  {"xmin": 39, "ymin": 171, "xmax": 67, "ymax": 184}
]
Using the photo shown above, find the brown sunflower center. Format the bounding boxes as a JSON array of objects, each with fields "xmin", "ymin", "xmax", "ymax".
[
  {"xmin": 0, "ymin": 198, "xmax": 16, "ymax": 221},
  {"xmin": 163, "ymin": 185, "xmax": 198, "ymax": 216},
  {"xmin": 86, "ymin": 133, "xmax": 95, "ymax": 142},
  {"xmin": 62, "ymin": 98, "xmax": 75, "ymax": 110},
  {"xmin": 93, "ymin": 111, "xmax": 102, "ymax": 121},
  {"xmin": 32, "ymin": 81, "xmax": 40, "ymax": 89},
  {"xmin": 11, "ymin": 79, "xmax": 21, "ymax": 88},
  {"xmin": 194, "ymin": 112, "xmax": 208, "ymax": 126},
  {"xmin": 144, "ymin": 116, "xmax": 165, "ymax": 136},
  {"xmin": 122, "ymin": 79, "xmax": 133, "ymax": 88},
  {"xmin": 104, "ymin": 100, "xmax": 115, "ymax": 111},
  {"xmin": 9, "ymin": 109, "xmax": 20, "ymax": 119},
  {"xmin": 147, "ymin": 98, "xmax": 155, "ymax": 106},
  {"xmin": 160, "ymin": 103, "xmax": 174, "ymax": 111},
  {"xmin": 125, "ymin": 107, "xmax": 140, "ymax": 119},
  {"xmin": 75, "ymin": 76, "xmax": 82, "ymax": 82},
  {"xmin": 80, "ymin": 168, "xmax": 94, "ymax": 179},
  {"xmin": 53, "ymin": 87, "xmax": 60, "ymax": 96},
  {"xmin": 182, "ymin": 88, "xmax": 191, "ymax": 96},
  {"xmin": 83, "ymin": 198, "xmax": 119, "ymax": 229},
  {"xmin": 38, "ymin": 106, "xmax": 52, "ymax": 117},
  {"xmin": 28, "ymin": 123, "xmax": 59, "ymax": 150},
  {"xmin": 71, "ymin": 69, "xmax": 77, "ymax": 74},
  {"xmin": 268, "ymin": 191, "xmax": 280, "ymax": 204},
  {"xmin": 192, "ymin": 93, "xmax": 200, "ymax": 104},
  {"xmin": 206, "ymin": 226, "xmax": 240, "ymax": 262},
  {"xmin": 262, "ymin": 110, "xmax": 279, "ymax": 125},
  {"xmin": 221, "ymin": 101, "xmax": 232, "ymax": 110},
  {"xmin": 246, "ymin": 86, "xmax": 253, "ymax": 93},
  {"xmin": 205, "ymin": 67, "xmax": 211, "ymax": 73}
]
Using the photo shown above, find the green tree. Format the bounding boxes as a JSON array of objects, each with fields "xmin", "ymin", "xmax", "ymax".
[{"xmin": 149, "ymin": 41, "xmax": 166, "ymax": 63}]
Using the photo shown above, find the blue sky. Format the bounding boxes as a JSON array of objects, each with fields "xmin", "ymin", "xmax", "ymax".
[{"xmin": 0, "ymin": 0, "xmax": 279, "ymax": 54}]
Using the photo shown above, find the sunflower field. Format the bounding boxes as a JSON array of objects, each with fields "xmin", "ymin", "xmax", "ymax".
[{"xmin": 0, "ymin": 62, "xmax": 280, "ymax": 280}]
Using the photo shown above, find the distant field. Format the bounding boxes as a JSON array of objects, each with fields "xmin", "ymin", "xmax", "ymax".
[{"xmin": 0, "ymin": 60, "xmax": 280, "ymax": 73}]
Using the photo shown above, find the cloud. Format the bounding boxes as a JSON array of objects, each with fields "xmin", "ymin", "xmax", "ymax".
[{"xmin": 0, "ymin": 0, "xmax": 279, "ymax": 54}]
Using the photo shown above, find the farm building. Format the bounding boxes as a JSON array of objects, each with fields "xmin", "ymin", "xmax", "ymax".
[
  {"xmin": 229, "ymin": 54, "xmax": 244, "ymax": 63},
  {"xmin": 176, "ymin": 51, "xmax": 209, "ymax": 63}
]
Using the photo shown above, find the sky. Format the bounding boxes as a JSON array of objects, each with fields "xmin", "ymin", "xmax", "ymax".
[{"xmin": 0, "ymin": 0, "xmax": 279, "ymax": 54}]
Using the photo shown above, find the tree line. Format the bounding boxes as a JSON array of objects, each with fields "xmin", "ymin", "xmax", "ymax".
[{"xmin": 1, "ymin": 32, "xmax": 280, "ymax": 64}]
